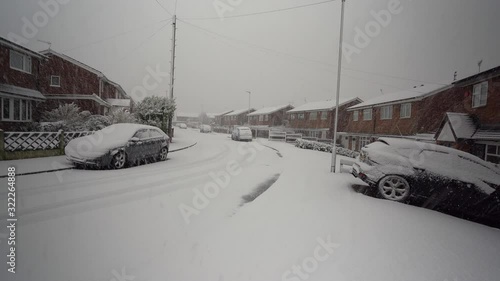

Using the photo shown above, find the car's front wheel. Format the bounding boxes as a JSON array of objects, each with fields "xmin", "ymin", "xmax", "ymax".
[
  {"xmin": 378, "ymin": 175, "xmax": 411, "ymax": 202},
  {"xmin": 110, "ymin": 151, "xmax": 126, "ymax": 169},
  {"xmin": 158, "ymin": 147, "xmax": 168, "ymax": 161}
]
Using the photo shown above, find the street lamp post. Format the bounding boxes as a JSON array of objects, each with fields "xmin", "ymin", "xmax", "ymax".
[
  {"xmin": 245, "ymin": 90, "xmax": 251, "ymax": 123},
  {"xmin": 331, "ymin": 0, "xmax": 346, "ymax": 173}
]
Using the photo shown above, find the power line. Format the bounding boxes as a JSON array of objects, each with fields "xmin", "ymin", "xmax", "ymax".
[
  {"xmin": 154, "ymin": 0, "xmax": 173, "ymax": 16},
  {"xmin": 178, "ymin": 19, "xmax": 447, "ymax": 89},
  {"xmin": 181, "ymin": 0, "xmax": 336, "ymax": 20},
  {"xmin": 62, "ymin": 19, "xmax": 171, "ymax": 53}
]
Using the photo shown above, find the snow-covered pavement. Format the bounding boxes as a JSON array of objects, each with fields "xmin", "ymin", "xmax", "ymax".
[{"xmin": 0, "ymin": 130, "xmax": 499, "ymax": 281}]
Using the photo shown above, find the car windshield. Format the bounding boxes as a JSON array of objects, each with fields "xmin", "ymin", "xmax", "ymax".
[{"xmin": 3, "ymin": 2, "xmax": 500, "ymax": 281}]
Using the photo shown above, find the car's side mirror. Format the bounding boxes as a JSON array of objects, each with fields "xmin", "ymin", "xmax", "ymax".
[{"xmin": 130, "ymin": 137, "xmax": 139, "ymax": 142}]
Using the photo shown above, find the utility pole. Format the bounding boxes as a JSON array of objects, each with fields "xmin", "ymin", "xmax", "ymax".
[
  {"xmin": 331, "ymin": 0, "xmax": 346, "ymax": 173},
  {"xmin": 246, "ymin": 91, "xmax": 251, "ymax": 123},
  {"xmin": 168, "ymin": 15, "xmax": 177, "ymax": 137}
]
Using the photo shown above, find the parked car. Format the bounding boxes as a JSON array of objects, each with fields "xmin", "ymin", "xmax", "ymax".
[
  {"xmin": 178, "ymin": 123, "xmax": 187, "ymax": 129},
  {"xmin": 232, "ymin": 126, "xmax": 253, "ymax": 141},
  {"xmin": 352, "ymin": 137, "xmax": 500, "ymax": 226},
  {"xmin": 65, "ymin": 123, "xmax": 169, "ymax": 169},
  {"xmin": 200, "ymin": 124, "xmax": 212, "ymax": 133}
]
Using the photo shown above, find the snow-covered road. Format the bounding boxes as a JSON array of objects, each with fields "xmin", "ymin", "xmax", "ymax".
[{"xmin": 1, "ymin": 129, "xmax": 499, "ymax": 281}]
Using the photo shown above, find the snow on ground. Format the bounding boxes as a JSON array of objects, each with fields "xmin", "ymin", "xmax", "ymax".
[{"xmin": 0, "ymin": 130, "xmax": 499, "ymax": 281}]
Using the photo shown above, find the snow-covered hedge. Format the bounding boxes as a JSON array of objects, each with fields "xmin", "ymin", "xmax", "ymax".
[{"xmin": 295, "ymin": 139, "xmax": 359, "ymax": 158}]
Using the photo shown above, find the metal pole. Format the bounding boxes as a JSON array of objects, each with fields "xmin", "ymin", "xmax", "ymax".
[
  {"xmin": 168, "ymin": 15, "xmax": 177, "ymax": 137},
  {"xmin": 331, "ymin": 0, "xmax": 346, "ymax": 173}
]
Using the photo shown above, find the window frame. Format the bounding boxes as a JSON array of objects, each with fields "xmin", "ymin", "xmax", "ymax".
[
  {"xmin": 321, "ymin": 111, "xmax": 328, "ymax": 120},
  {"xmin": 472, "ymin": 81, "xmax": 488, "ymax": 108},
  {"xmin": 400, "ymin": 103, "xmax": 412, "ymax": 119},
  {"xmin": 485, "ymin": 144, "xmax": 500, "ymax": 164},
  {"xmin": 363, "ymin": 109, "xmax": 372, "ymax": 121},
  {"xmin": 1, "ymin": 97, "xmax": 32, "ymax": 122},
  {"xmin": 298, "ymin": 113, "xmax": 305, "ymax": 120},
  {"xmin": 380, "ymin": 105, "xmax": 393, "ymax": 120},
  {"xmin": 9, "ymin": 50, "xmax": 32, "ymax": 74},
  {"xmin": 353, "ymin": 110, "xmax": 359, "ymax": 122},
  {"xmin": 309, "ymin": 112, "xmax": 317, "ymax": 121},
  {"xmin": 50, "ymin": 75, "xmax": 61, "ymax": 87}
]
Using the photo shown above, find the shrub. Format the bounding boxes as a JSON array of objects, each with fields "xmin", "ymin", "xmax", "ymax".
[{"xmin": 295, "ymin": 139, "xmax": 359, "ymax": 158}]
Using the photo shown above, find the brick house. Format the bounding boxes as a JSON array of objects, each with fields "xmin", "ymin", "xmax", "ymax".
[
  {"xmin": 344, "ymin": 83, "xmax": 463, "ymax": 151},
  {"xmin": 0, "ymin": 37, "xmax": 48, "ymax": 130},
  {"xmin": 286, "ymin": 98, "xmax": 362, "ymax": 140},
  {"xmin": 38, "ymin": 49, "xmax": 131, "ymax": 115},
  {"xmin": 435, "ymin": 66, "xmax": 500, "ymax": 164},
  {"xmin": 214, "ymin": 110, "xmax": 233, "ymax": 126},
  {"xmin": 247, "ymin": 104, "xmax": 293, "ymax": 127},
  {"xmin": 222, "ymin": 108, "xmax": 255, "ymax": 127}
]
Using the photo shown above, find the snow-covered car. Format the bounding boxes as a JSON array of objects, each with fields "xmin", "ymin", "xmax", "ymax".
[
  {"xmin": 200, "ymin": 125, "xmax": 212, "ymax": 133},
  {"xmin": 352, "ymin": 138, "xmax": 500, "ymax": 225},
  {"xmin": 231, "ymin": 126, "xmax": 253, "ymax": 141},
  {"xmin": 65, "ymin": 123, "xmax": 169, "ymax": 169},
  {"xmin": 178, "ymin": 123, "xmax": 187, "ymax": 129}
]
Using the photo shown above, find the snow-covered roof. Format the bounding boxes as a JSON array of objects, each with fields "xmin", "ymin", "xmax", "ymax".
[
  {"xmin": 214, "ymin": 110, "xmax": 234, "ymax": 117},
  {"xmin": 176, "ymin": 112, "xmax": 199, "ymax": 118},
  {"xmin": 247, "ymin": 105, "xmax": 292, "ymax": 116},
  {"xmin": 106, "ymin": 99, "xmax": 131, "ymax": 107},
  {"xmin": 446, "ymin": 113, "xmax": 477, "ymax": 139},
  {"xmin": 226, "ymin": 108, "xmax": 254, "ymax": 116},
  {"xmin": 349, "ymin": 84, "xmax": 451, "ymax": 110},
  {"xmin": 0, "ymin": 36, "xmax": 47, "ymax": 59},
  {"xmin": 41, "ymin": 49, "xmax": 104, "ymax": 77},
  {"xmin": 288, "ymin": 97, "xmax": 362, "ymax": 113},
  {"xmin": 0, "ymin": 83, "xmax": 46, "ymax": 100},
  {"xmin": 45, "ymin": 94, "xmax": 111, "ymax": 107}
]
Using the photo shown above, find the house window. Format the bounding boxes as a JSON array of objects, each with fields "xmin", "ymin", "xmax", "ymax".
[
  {"xmin": 321, "ymin": 111, "xmax": 328, "ymax": 120},
  {"xmin": 472, "ymin": 82, "xmax": 488, "ymax": 108},
  {"xmin": 380, "ymin": 105, "xmax": 393, "ymax": 120},
  {"xmin": 1, "ymin": 98, "xmax": 32, "ymax": 122},
  {"xmin": 486, "ymin": 144, "xmax": 500, "ymax": 164},
  {"xmin": 10, "ymin": 50, "xmax": 32, "ymax": 73},
  {"xmin": 353, "ymin": 110, "xmax": 359, "ymax": 121},
  {"xmin": 259, "ymin": 115, "xmax": 263, "ymax": 122},
  {"xmin": 298, "ymin": 113, "xmax": 305, "ymax": 120},
  {"xmin": 309, "ymin": 112, "xmax": 317, "ymax": 120},
  {"xmin": 400, "ymin": 103, "xmax": 411, "ymax": 118},
  {"xmin": 50, "ymin": 75, "xmax": 61, "ymax": 87},
  {"xmin": 363, "ymin": 109, "xmax": 372, "ymax": 120},
  {"xmin": 264, "ymin": 115, "xmax": 269, "ymax": 122},
  {"xmin": 290, "ymin": 114, "xmax": 295, "ymax": 120}
]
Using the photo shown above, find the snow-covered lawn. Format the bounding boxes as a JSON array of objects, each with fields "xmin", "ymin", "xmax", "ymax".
[{"xmin": 0, "ymin": 131, "xmax": 499, "ymax": 281}]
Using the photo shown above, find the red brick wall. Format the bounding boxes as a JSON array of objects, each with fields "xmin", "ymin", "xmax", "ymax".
[
  {"xmin": 102, "ymin": 80, "xmax": 116, "ymax": 99},
  {"xmin": 456, "ymin": 76, "xmax": 500, "ymax": 124},
  {"xmin": 0, "ymin": 45, "xmax": 41, "ymax": 90},
  {"xmin": 39, "ymin": 54, "xmax": 100, "ymax": 96},
  {"xmin": 345, "ymin": 88, "xmax": 468, "ymax": 136},
  {"xmin": 287, "ymin": 100, "xmax": 361, "ymax": 132},
  {"xmin": 248, "ymin": 106, "xmax": 293, "ymax": 126}
]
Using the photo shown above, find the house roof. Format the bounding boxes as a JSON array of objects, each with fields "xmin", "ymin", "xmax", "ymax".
[
  {"xmin": 454, "ymin": 65, "xmax": 500, "ymax": 87},
  {"xmin": 0, "ymin": 83, "xmax": 46, "ymax": 100},
  {"xmin": 225, "ymin": 108, "xmax": 254, "ymax": 116},
  {"xmin": 0, "ymin": 37, "xmax": 47, "ymax": 59},
  {"xmin": 288, "ymin": 97, "xmax": 362, "ymax": 113},
  {"xmin": 348, "ymin": 84, "xmax": 451, "ymax": 110},
  {"xmin": 247, "ymin": 104, "xmax": 292, "ymax": 116},
  {"xmin": 176, "ymin": 112, "xmax": 199, "ymax": 118},
  {"xmin": 106, "ymin": 98, "xmax": 131, "ymax": 107},
  {"xmin": 44, "ymin": 94, "xmax": 111, "ymax": 107},
  {"xmin": 40, "ymin": 49, "xmax": 104, "ymax": 77},
  {"xmin": 472, "ymin": 125, "xmax": 500, "ymax": 141},
  {"xmin": 446, "ymin": 113, "xmax": 477, "ymax": 139},
  {"xmin": 214, "ymin": 110, "xmax": 234, "ymax": 117}
]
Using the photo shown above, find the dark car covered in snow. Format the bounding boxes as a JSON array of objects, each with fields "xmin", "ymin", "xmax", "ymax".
[
  {"xmin": 352, "ymin": 138, "xmax": 500, "ymax": 227},
  {"xmin": 65, "ymin": 123, "xmax": 169, "ymax": 169}
]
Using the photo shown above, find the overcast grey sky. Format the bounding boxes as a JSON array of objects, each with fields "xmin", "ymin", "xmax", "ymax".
[{"xmin": 1, "ymin": 0, "xmax": 499, "ymax": 114}]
